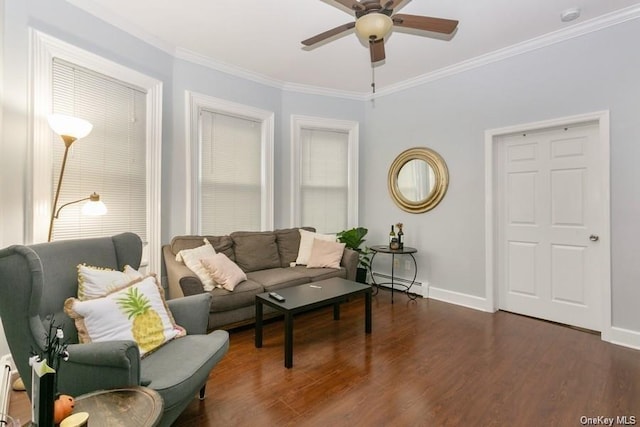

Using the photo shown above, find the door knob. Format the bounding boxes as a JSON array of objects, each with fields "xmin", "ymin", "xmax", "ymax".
[{"xmin": 589, "ymin": 234, "xmax": 599, "ymax": 242}]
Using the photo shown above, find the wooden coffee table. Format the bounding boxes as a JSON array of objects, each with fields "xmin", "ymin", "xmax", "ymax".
[
  {"xmin": 71, "ymin": 386, "xmax": 163, "ymax": 426},
  {"xmin": 255, "ymin": 277, "xmax": 372, "ymax": 368}
]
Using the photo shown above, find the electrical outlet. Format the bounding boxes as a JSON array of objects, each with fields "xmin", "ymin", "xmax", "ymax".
[
  {"xmin": 405, "ymin": 260, "xmax": 412, "ymax": 270},
  {"xmin": 393, "ymin": 258, "xmax": 400, "ymax": 268}
]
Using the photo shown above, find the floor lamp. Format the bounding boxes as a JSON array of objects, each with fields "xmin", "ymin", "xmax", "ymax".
[{"xmin": 47, "ymin": 114, "xmax": 107, "ymax": 242}]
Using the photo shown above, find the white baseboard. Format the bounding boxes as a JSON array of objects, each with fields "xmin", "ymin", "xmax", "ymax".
[
  {"xmin": 407, "ymin": 284, "xmax": 640, "ymax": 352},
  {"xmin": 605, "ymin": 326, "xmax": 640, "ymax": 350},
  {"xmin": 427, "ymin": 285, "xmax": 493, "ymax": 312}
]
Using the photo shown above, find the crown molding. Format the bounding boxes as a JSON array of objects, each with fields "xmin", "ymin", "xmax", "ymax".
[
  {"xmin": 175, "ymin": 48, "xmax": 366, "ymax": 101},
  {"xmin": 65, "ymin": 0, "xmax": 175, "ymax": 55},
  {"xmin": 66, "ymin": 1, "xmax": 640, "ymax": 100},
  {"xmin": 370, "ymin": 4, "xmax": 640, "ymax": 99}
]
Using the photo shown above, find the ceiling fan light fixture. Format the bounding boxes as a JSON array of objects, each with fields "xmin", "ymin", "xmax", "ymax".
[{"xmin": 355, "ymin": 13, "xmax": 393, "ymax": 41}]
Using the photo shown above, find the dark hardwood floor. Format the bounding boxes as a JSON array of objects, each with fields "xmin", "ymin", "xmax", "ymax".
[{"xmin": 9, "ymin": 289, "xmax": 640, "ymax": 426}]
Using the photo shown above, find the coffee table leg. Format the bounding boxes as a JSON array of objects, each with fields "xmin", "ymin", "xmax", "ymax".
[
  {"xmin": 255, "ymin": 299, "xmax": 263, "ymax": 348},
  {"xmin": 365, "ymin": 290, "xmax": 372, "ymax": 333},
  {"xmin": 284, "ymin": 312, "xmax": 293, "ymax": 368},
  {"xmin": 333, "ymin": 303, "xmax": 340, "ymax": 320}
]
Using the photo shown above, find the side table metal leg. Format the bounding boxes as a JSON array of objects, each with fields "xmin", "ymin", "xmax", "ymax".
[
  {"xmin": 391, "ymin": 254, "xmax": 395, "ymax": 304},
  {"xmin": 284, "ymin": 312, "xmax": 293, "ymax": 368},
  {"xmin": 333, "ymin": 303, "xmax": 340, "ymax": 320}
]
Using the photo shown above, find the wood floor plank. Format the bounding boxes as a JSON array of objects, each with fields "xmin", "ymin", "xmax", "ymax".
[{"xmin": 8, "ymin": 292, "xmax": 640, "ymax": 426}]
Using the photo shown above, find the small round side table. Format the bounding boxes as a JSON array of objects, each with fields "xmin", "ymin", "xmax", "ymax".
[
  {"xmin": 369, "ymin": 245, "xmax": 418, "ymax": 303},
  {"xmin": 72, "ymin": 386, "xmax": 163, "ymax": 426}
]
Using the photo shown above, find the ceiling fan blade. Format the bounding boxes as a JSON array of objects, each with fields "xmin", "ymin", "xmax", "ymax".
[
  {"xmin": 369, "ymin": 38, "xmax": 386, "ymax": 63},
  {"xmin": 392, "ymin": 14, "xmax": 459, "ymax": 34},
  {"xmin": 332, "ymin": 0, "xmax": 365, "ymax": 12},
  {"xmin": 382, "ymin": 0, "xmax": 407, "ymax": 11},
  {"xmin": 302, "ymin": 22, "xmax": 356, "ymax": 46}
]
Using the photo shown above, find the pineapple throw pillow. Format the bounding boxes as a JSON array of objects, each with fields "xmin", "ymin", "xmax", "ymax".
[{"xmin": 65, "ymin": 275, "xmax": 186, "ymax": 357}]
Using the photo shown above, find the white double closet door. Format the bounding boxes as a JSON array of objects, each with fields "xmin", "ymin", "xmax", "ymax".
[{"xmin": 497, "ymin": 122, "xmax": 604, "ymax": 331}]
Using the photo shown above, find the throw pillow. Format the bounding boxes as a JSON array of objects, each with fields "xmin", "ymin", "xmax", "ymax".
[
  {"xmin": 77, "ymin": 264, "xmax": 144, "ymax": 301},
  {"xmin": 175, "ymin": 238, "xmax": 218, "ymax": 291},
  {"xmin": 296, "ymin": 229, "xmax": 336, "ymax": 265},
  {"xmin": 64, "ymin": 275, "xmax": 185, "ymax": 357},
  {"xmin": 306, "ymin": 239, "xmax": 346, "ymax": 269},
  {"xmin": 201, "ymin": 253, "xmax": 247, "ymax": 291}
]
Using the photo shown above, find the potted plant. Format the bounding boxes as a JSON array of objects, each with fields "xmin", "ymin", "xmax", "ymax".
[{"xmin": 337, "ymin": 227, "xmax": 371, "ymax": 284}]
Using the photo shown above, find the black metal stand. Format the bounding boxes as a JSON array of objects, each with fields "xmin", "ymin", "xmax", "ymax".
[{"xmin": 369, "ymin": 245, "xmax": 419, "ymax": 303}]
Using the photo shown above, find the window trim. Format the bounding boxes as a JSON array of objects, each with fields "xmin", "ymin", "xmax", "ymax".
[
  {"xmin": 30, "ymin": 29, "xmax": 163, "ymax": 273},
  {"xmin": 185, "ymin": 91, "xmax": 274, "ymax": 233},
  {"xmin": 290, "ymin": 115, "xmax": 359, "ymax": 229}
]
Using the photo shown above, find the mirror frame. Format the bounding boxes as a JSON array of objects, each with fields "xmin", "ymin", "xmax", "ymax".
[{"xmin": 388, "ymin": 147, "xmax": 449, "ymax": 213}]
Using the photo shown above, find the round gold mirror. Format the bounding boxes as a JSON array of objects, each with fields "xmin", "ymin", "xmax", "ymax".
[{"xmin": 388, "ymin": 147, "xmax": 449, "ymax": 213}]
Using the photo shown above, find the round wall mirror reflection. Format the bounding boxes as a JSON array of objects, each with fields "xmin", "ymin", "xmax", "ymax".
[{"xmin": 388, "ymin": 147, "xmax": 449, "ymax": 213}]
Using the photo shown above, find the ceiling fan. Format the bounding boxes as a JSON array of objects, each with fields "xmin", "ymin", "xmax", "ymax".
[{"xmin": 302, "ymin": 0, "xmax": 459, "ymax": 63}]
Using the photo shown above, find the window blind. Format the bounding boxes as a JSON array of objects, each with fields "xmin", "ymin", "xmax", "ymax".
[
  {"xmin": 300, "ymin": 128, "xmax": 349, "ymax": 234},
  {"xmin": 200, "ymin": 110, "xmax": 262, "ymax": 235},
  {"xmin": 51, "ymin": 59, "xmax": 147, "ymax": 242}
]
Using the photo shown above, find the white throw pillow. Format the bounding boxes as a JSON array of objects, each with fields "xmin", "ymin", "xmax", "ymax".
[
  {"xmin": 306, "ymin": 239, "xmax": 346, "ymax": 269},
  {"xmin": 201, "ymin": 253, "xmax": 247, "ymax": 292},
  {"xmin": 64, "ymin": 275, "xmax": 185, "ymax": 357},
  {"xmin": 296, "ymin": 229, "xmax": 336, "ymax": 265},
  {"xmin": 77, "ymin": 264, "xmax": 144, "ymax": 301},
  {"xmin": 175, "ymin": 238, "xmax": 218, "ymax": 291}
]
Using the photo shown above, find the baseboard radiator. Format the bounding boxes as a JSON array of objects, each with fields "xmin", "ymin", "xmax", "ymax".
[
  {"xmin": 0, "ymin": 354, "xmax": 14, "ymax": 421},
  {"xmin": 371, "ymin": 272, "xmax": 422, "ymax": 287}
]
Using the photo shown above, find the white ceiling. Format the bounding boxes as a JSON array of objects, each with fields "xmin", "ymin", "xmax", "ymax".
[{"xmin": 66, "ymin": 0, "xmax": 640, "ymax": 95}]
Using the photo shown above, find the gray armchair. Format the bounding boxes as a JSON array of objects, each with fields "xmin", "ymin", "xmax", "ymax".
[{"xmin": 0, "ymin": 233, "xmax": 229, "ymax": 426}]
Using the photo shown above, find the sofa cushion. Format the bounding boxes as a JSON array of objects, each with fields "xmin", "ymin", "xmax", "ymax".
[
  {"xmin": 230, "ymin": 231, "xmax": 281, "ymax": 272},
  {"xmin": 293, "ymin": 265, "xmax": 347, "ymax": 282},
  {"xmin": 208, "ymin": 279, "xmax": 263, "ymax": 313},
  {"xmin": 274, "ymin": 227, "xmax": 315, "ymax": 268},
  {"xmin": 170, "ymin": 235, "xmax": 235, "ymax": 261},
  {"xmin": 248, "ymin": 268, "xmax": 310, "ymax": 291}
]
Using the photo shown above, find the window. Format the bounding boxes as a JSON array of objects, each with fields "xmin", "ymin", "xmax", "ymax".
[
  {"xmin": 51, "ymin": 59, "xmax": 147, "ymax": 242},
  {"xmin": 292, "ymin": 115, "xmax": 359, "ymax": 233},
  {"xmin": 186, "ymin": 92, "xmax": 274, "ymax": 235},
  {"xmin": 31, "ymin": 30, "xmax": 162, "ymax": 273}
]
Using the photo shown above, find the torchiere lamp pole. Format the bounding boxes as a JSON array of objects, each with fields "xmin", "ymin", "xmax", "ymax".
[{"xmin": 47, "ymin": 114, "xmax": 94, "ymax": 242}]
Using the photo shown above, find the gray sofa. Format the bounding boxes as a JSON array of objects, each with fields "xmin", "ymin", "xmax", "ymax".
[
  {"xmin": 0, "ymin": 233, "xmax": 229, "ymax": 427},
  {"xmin": 162, "ymin": 227, "xmax": 359, "ymax": 330}
]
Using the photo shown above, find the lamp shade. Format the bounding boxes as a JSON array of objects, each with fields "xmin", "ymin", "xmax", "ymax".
[
  {"xmin": 47, "ymin": 114, "xmax": 93, "ymax": 140},
  {"xmin": 81, "ymin": 193, "xmax": 108, "ymax": 216},
  {"xmin": 355, "ymin": 13, "xmax": 393, "ymax": 41}
]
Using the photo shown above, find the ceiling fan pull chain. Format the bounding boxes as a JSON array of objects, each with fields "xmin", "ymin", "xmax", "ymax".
[{"xmin": 371, "ymin": 65, "xmax": 376, "ymax": 94}]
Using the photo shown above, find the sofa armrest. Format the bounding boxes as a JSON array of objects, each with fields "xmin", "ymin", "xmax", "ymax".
[
  {"xmin": 179, "ymin": 276, "xmax": 205, "ymax": 296},
  {"xmin": 341, "ymin": 248, "xmax": 359, "ymax": 281},
  {"xmin": 162, "ymin": 244, "xmax": 196, "ymax": 299},
  {"xmin": 167, "ymin": 293, "xmax": 212, "ymax": 335},
  {"xmin": 58, "ymin": 340, "xmax": 140, "ymax": 396}
]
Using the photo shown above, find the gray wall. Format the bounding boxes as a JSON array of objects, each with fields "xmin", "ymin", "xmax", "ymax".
[
  {"xmin": 363, "ymin": 19, "xmax": 640, "ymax": 332},
  {"xmin": 1, "ymin": 0, "xmax": 639, "ymax": 360}
]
